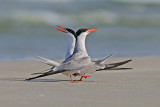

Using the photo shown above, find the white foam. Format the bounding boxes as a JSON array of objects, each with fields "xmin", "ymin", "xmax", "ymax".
[
  {"xmin": 11, "ymin": 10, "xmax": 74, "ymax": 25},
  {"xmin": 113, "ymin": 0, "xmax": 160, "ymax": 4},
  {"xmin": 4, "ymin": 0, "xmax": 74, "ymax": 3}
]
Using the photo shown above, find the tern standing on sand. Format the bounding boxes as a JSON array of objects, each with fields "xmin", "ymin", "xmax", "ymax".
[
  {"xmin": 27, "ymin": 28, "xmax": 98, "ymax": 82},
  {"xmin": 27, "ymin": 26, "xmax": 132, "ymax": 82}
]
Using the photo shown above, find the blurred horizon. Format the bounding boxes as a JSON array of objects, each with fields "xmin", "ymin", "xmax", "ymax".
[{"xmin": 0, "ymin": 0, "xmax": 160, "ymax": 61}]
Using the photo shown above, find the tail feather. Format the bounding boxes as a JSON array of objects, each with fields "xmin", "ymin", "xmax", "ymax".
[
  {"xmin": 36, "ymin": 56, "xmax": 60, "ymax": 66},
  {"xmin": 28, "ymin": 51, "xmax": 60, "ymax": 67},
  {"xmin": 31, "ymin": 67, "xmax": 54, "ymax": 75},
  {"xmin": 95, "ymin": 52, "xmax": 115, "ymax": 64},
  {"xmin": 31, "ymin": 57, "xmax": 60, "ymax": 67},
  {"xmin": 97, "ymin": 59, "xmax": 132, "ymax": 71}
]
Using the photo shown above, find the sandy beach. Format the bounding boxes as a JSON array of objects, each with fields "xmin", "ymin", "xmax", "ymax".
[{"xmin": 0, "ymin": 56, "xmax": 160, "ymax": 107}]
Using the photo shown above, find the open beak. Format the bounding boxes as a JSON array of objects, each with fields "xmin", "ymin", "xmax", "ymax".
[
  {"xmin": 87, "ymin": 29, "xmax": 99, "ymax": 33},
  {"xmin": 55, "ymin": 25, "xmax": 67, "ymax": 33}
]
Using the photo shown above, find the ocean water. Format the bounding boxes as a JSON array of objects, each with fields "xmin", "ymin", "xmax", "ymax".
[{"xmin": 0, "ymin": 0, "xmax": 160, "ymax": 61}]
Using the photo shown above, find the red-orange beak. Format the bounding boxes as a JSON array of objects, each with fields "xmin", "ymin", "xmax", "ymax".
[
  {"xmin": 55, "ymin": 25, "xmax": 67, "ymax": 33},
  {"xmin": 87, "ymin": 29, "xmax": 99, "ymax": 33}
]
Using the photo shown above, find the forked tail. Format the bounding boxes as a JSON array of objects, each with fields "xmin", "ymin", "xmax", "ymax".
[{"xmin": 97, "ymin": 59, "xmax": 132, "ymax": 71}]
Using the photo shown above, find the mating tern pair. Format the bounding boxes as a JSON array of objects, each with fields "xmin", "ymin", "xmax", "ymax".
[{"xmin": 26, "ymin": 26, "xmax": 132, "ymax": 82}]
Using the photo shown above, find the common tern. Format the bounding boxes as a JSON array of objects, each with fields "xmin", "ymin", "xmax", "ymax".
[
  {"xmin": 27, "ymin": 27, "xmax": 132, "ymax": 82},
  {"xmin": 55, "ymin": 26, "xmax": 131, "ymax": 70},
  {"xmin": 32, "ymin": 26, "xmax": 131, "ymax": 71},
  {"xmin": 26, "ymin": 28, "xmax": 98, "ymax": 82}
]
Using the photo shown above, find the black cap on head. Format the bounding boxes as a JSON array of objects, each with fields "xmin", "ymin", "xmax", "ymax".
[
  {"xmin": 65, "ymin": 28, "xmax": 75, "ymax": 36},
  {"xmin": 76, "ymin": 28, "xmax": 88, "ymax": 37}
]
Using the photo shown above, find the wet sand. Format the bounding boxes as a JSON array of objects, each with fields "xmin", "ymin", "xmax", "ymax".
[{"xmin": 0, "ymin": 56, "xmax": 160, "ymax": 107}]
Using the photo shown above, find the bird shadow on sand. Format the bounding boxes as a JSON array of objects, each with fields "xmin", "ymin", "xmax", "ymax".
[
  {"xmin": 0, "ymin": 78, "xmax": 70, "ymax": 82},
  {"xmin": 25, "ymin": 79, "xmax": 71, "ymax": 82},
  {"xmin": 0, "ymin": 77, "xmax": 74, "ymax": 82},
  {"xmin": 25, "ymin": 79, "xmax": 95, "ymax": 83},
  {"xmin": 0, "ymin": 78, "xmax": 26, "ymax": 82},
  {"xmin": 0, "ymin": 77, "xmax": 95, "ymax": 83}
]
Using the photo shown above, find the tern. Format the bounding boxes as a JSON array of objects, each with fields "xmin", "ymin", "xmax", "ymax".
[
  {"xmin": 54, "ymin": 25, "xmax": 131, "ymax": 71},
  {"xmin": 33, "ymin": 26, "xmax": 112, "ymax": 67},
  {"xmin": 26, "ymin": 27, "xmax": 132, "ymax": 82},
  {"xmin": 32, "ymin": 26, "xmax": 131, "ymax": 75},
  {"xmin": 26, "ymin": 28, "xmax": 98, "ymax": 82},
  {"xmin": 55, "ymin": 25, "xmax": 76, "ymax": 59}
]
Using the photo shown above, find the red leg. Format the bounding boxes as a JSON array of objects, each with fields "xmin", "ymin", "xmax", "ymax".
[
  {"xmin": 78, "ymin": 73, "xmax": 90, "ymax": 78},
  {"xmin": 77, "ymin": 76, "xmax": 83, "ymax": 81},
  {"xmin": 77, "ymin": 73, "xmax": 90, "ymax": 81},
  {"xmin": 70, "ymin": 75, "xmax": 79, "ymax": 83},
  {"xmin": 70, "ymin": 74, "xmax": 91, "ymax": 83},
  {"xmin": 70, "ymin": 75, "xmax": 74, "ymax": 83}
]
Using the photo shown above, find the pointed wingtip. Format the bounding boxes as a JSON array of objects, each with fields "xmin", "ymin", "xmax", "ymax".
[
  {"xmin": 25, "ymin": 76, "xmax": 38, "ymax": 81},
  {"xmin": 25, "ymin": 78, "xmax": 31, "ymax": 81},
  {"xmin": 109, "ymin": 67, "xmax": 133, "ymax": 70},
  {"xmin": 126, "ymin": 59, "xmax": 132, "ymax": 62}
]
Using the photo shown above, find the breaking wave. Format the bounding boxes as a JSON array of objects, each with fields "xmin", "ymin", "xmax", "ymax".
[{"xmin": 1, "ymin": 10, "xmax": 160, "ymax": 29}]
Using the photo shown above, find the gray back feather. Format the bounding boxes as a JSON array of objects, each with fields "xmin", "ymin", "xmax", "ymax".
[{"xmin": 53, "ymin": 56, "xmax": 91, "ymax": 72}]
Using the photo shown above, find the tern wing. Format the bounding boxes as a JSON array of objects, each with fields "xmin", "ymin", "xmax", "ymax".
[
  {"xmin": 26, "ymin": 69, "xmax": 65, "ymax": 81},
  {"xmin": 53, "ymin": 56, "xmax": 91, "ymax": 71},
  {"xmin": 62, "ymin": 52, "xmax": 87, "ymax": 63},
  {"xmin": 26, "ymin": 56, "xmax": 92, "ymax": 80},
  {"xmin": 79, "ymin": 63, "xmax": 97, "ymax": 75}
]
